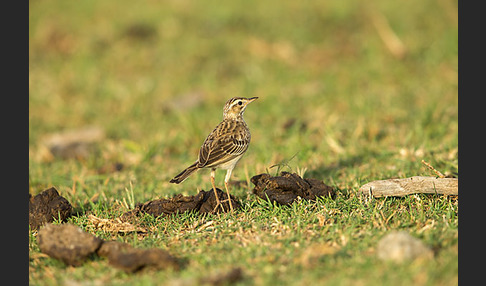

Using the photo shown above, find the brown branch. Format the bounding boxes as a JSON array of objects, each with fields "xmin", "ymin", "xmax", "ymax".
[{"xmin": 359, "ymin": 176, "xmax": 458, "ymax": 197}]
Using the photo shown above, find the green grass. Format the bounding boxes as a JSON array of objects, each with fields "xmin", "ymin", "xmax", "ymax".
[{"xmin": 29, "ymin": 0, "xmax": 458, "ymax": 285}]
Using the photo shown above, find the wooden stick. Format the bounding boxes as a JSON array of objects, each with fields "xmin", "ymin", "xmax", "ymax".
[{"xmin": 358, "ymin": 176, "xmax": 458, "ymax": 197}]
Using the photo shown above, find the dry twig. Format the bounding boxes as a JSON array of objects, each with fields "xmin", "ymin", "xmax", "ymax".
[
  {"xmin": 369, "ymin": 9, "xmax": 407, "ymax": 59},
  {"xmin": 421, "ymin": 160, "xmax": 445, "ymax": 178},
  {"xmin": 359, "ymin": 176, "xmax": 458, "ymax": 197}
]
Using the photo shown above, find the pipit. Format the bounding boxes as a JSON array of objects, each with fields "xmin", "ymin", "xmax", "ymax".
[{"xmin": 170, "ymin": 97, "xmax": 258, "ymax": 212}]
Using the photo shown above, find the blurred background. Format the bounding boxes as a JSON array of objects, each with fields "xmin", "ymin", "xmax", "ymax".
[{"xmin": 29, "ymin": 0, "xmax": 458, "ymax": 196}]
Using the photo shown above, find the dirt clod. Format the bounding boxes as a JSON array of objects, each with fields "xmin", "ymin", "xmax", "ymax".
[
  {"xmin": 123, "ymin": 188, "xmax": 240, "ymax": 219},
  {"xmin": 200, "ymin": 267, "xmax": 244, "ymax": 286},
  {"xmin": 105, "ymin": 246, "xmax": 181, "ymax": 272},
  {"xmin": 37, "ymin": 224, "xmax": 181, "ymax": 271},
  {"xmin": 41, "ymin": 126, "xmax": 105, "ymax": 160},
  {"xmin": 37, "ymin": 223, "xmax": 103, "ymax": 266},
  {"xmin": 251, "ymin": 172, "xmax": 334, "ymax": 205},
  {"xmin": 98, "ymin": 240, "xmax": 180, "ymax": 272},
  {"xmin": 96, "ymin": 240, "xmax": 133, "ymax": 258},
  {"xmin": 198, "ymin": 188, "xmax": 241, "ymax": 214},
  {"xmin": 29, "ymin": 187, "xmax": 73, "ymax": 230}
]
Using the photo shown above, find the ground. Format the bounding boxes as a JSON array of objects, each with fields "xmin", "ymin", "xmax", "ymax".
[{"xmin": 29, "ymin": 1, "xmax": 458, "ymax": 285}]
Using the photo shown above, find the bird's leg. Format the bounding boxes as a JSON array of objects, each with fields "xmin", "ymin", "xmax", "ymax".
[
  {"xmin": 211, "ymin": 169, "xmax": 223, "ymax": 212},
  {"xmin": 224, "ymin": 168, "xmax": 234, "ymax": 212}
]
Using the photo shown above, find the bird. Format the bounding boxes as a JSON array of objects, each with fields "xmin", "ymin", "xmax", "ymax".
[{"xmin": 169, "ymin": 97, "xmax": 258, "ymax": 212}]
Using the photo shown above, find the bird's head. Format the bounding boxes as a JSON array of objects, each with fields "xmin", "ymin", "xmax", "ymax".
[{"xmin": 223, "ymin": 97, "xmax": 258, "ymax": 120}]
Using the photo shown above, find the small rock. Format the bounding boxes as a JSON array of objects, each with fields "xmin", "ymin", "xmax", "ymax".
[
  {"xmin": 37, "ymin": 223, "xmax": 103, "ymax": 266},
  {"xmin": 376, "ymin": 231, "xmax": 433, "ymax": 263}
]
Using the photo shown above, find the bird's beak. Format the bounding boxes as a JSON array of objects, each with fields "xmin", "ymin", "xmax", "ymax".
[{"xmin": 247, "ymin": 97, "xmax": 258, "ymax": 103}]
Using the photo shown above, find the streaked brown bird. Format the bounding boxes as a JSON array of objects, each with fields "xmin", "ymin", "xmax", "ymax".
[{"xmin": 170, "ymin": 97, "xmax": 258, "ymax": 211}]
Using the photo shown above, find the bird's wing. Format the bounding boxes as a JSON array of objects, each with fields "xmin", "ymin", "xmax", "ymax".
[{"xmin": 197, "ymin": 121, "xmax": 250, "ymax": 168}]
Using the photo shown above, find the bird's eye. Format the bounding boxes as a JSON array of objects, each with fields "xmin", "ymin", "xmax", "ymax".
[{"xmin": 237, "ymin": 101, "xmax": 242, "ymax": 106}]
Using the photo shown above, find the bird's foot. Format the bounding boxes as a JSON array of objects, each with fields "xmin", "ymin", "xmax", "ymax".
[{"xmin": 218, "ymin": 198, "xmax": 234, "ymax": 212}]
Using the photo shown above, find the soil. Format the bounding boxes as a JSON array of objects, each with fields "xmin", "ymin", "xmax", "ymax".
[
  {"xmin": 29, "ymin": 187, "xmax": 73, "ymax": 230},
  {"xmin": 251, "ymin": 171, "xmax": 334, "ymax": 205}
]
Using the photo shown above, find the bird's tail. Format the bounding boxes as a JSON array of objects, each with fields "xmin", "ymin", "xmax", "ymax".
[{"xmin": 169, "ymin": 162, "xmax": 199, "ymax": 184}]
